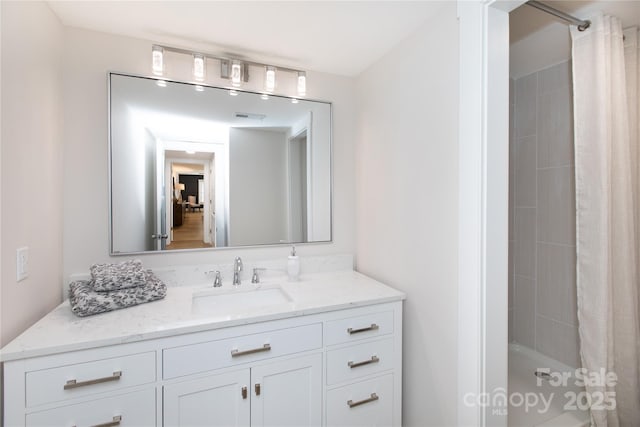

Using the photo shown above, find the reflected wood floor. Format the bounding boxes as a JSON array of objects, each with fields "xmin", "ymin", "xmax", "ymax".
[{"xmin": 166, "ymin": 211, "xmax": 213, "ymax": 250}]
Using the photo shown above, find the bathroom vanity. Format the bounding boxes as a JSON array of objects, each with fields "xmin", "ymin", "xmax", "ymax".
[{"xmin": 1, "ymin": 270, "xmax": 404, "ymax": 426}]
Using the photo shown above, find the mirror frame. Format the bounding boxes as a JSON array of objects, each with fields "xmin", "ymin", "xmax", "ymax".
[{"xmin": 107, "ymin": 71, "xmax": 334, "ymax": 255}]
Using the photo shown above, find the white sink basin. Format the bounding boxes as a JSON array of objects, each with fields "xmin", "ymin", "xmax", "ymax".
[{"xmin": 192, "ymin": 284, "xmax": 292, "ymax": 315}]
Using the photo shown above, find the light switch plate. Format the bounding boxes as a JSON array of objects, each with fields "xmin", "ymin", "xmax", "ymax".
[{"xmin": 17, "ymin": 247, "xmax": 28, "ymax": 282}]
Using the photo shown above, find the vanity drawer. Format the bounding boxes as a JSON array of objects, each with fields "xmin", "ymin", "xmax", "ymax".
[
  {"xmin": 324, "ymin": 311, "xmax": 393, "ymax": 346},
  {"xmin": 163, "ymin": 323, "xmax": 322, "ymax": 379},
  {"xmin": 26, "ymin": 351, "xmax": 156, "ymax": 408},
  {"xmin": 326, "ymin": 374, "xmax": 394, "ymax": 427},
  {"xmin": 25, "ymin": 388, "xmax": 156, "ymax": 426},
  {"xmin": 326, "ymin": 338, "xmax": 394, "ymax": 385}
]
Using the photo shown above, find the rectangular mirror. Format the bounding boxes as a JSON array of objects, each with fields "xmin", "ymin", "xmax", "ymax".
[{"xmin": 109, "ymin": 73, "xmax": 332, "ymax": 254}]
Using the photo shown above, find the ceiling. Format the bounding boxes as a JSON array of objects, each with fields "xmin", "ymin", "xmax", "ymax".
[{"xmin": 47, "ymin": 1, "xmax": 447, "ymax": 77}]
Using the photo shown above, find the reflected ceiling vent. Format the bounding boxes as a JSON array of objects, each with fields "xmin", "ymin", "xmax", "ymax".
[{"xmin": 235, "ymin": 112, "xmax": 266, "ymax": 121}]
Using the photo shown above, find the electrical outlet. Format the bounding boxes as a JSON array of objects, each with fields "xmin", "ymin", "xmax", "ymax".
[{"xmin": 17, "ymin": 247, "xmax": 28, "ymax": 282}]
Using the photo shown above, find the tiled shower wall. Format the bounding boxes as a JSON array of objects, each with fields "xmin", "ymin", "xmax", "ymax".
[{"xmin": 508, "ymin": 60, "xmax": 581, "ymax": 368}]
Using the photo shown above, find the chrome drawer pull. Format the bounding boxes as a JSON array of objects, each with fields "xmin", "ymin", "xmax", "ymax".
[
  {"xmin": 347, "ymin": 393, "xmax": 379, "ymax": 408},
  {"xmin": 231, "ymin": 343, "xmax": 271, "ymax": 357},
  {"xmin": 348, "ymin": 355, "xmax": 380, "ymax": 368},
  {"xmin": 347, "ymin": 323, "xmax": 379, "ymax": 335},
  {"xmin": 91, "ymin": 415, "xmax": 122, "ymax": 427},
  {"xmin": 64, "ymin": 371, "xmax": 122, "ymax": 390},
  {"xmin": 72, "ymin": 415, "xmax": 122, "ymax": 427}
]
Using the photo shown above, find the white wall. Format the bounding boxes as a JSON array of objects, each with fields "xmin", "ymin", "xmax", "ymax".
[
  {"xmin": 229, "ymin": 128, "xmax": 287, "ymax": 246},
  {"xmin": 62, "ymin": 27, "xmax": 356, "ymax": 279},
  {"xmin": 355, "ymin": 4, "xmax": 459, "ymax": 425},
  {"xmin": 0, "ymin": 1, "xmax": 64, "ymax": 346}
]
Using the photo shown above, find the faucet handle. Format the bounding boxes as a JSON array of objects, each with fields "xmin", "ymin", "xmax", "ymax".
[
  {"xmin": 206, "ymin": 270, "xmax": 222, "ymax": 287},
  {"xmin": 234, "ymin": 256, "xmax": 243, "ymax": 272},
  {"xmin": 251, "ymin": 268, "xmax": 267, "ymax": 284},
  {"xmin": 213, "ymin": 271, "xmax": 222, "ymax": 287}
]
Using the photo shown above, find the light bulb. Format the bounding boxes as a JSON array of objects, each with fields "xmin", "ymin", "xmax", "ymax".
[
  {"xmin": 261, "ymin": 94, "xmax": 269, "ymax": 100},
  {"xmin": 297, "ymin": 71, "xmax": 306, "ymax": 97},
  {"xmin": 291, "ymin": 98, "xmax": 299, "ymax": 104},
  {"xmin": 193, "ymin": 54, "xmax": 205, "ymax": 81},
  {"xmin": 229, "ymin": 89, "xmax": 238, "ymax": 96},
  {"xmin": 156, "ymin": 80, "xmax": 167, "ymax": 87},
  {"xmin": 231, "ymin": 61, "xmax": 242, "ymax": 87},
  {"xmin": 152, "ymin": 46, "xmax": 164, "ymax": 76},
  {"xmin": 265, "ymin": 66, "xmax": 276, "ymax": 92},
  {"xmin": 195, "ymin": 85, "xmax": 204, "ymax": 92}
]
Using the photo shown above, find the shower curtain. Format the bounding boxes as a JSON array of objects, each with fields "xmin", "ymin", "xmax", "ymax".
[{"xmin": 571, "ymin": 14, "xmax": 640, "ymax": 427}]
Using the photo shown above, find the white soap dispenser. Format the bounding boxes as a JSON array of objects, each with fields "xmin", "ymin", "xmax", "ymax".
[{"xmin": 287, "ymin": 245, "xmax": 300, "ymax": 281}]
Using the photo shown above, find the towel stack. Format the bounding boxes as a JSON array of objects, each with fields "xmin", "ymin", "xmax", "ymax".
[{"xmin": 68, "ymin": 259, "xmax": 167, "ymax": 317}]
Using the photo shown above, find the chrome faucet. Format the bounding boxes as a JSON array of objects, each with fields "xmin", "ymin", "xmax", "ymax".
[{"xmin": 233, "ymin": 256, "xmax": 243, "ymax": 286}]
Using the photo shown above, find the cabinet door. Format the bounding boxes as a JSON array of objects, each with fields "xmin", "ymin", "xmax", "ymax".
[
  {"xmin": 251, "ymin": 353, "xmax": 322, "ymax": 427},
  {"xmin": 164, "ymin": 369, "xmax": 250, "ymax": 427}
]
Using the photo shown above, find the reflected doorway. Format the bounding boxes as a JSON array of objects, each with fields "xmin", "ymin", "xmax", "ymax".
[{"xmin": 166, "ymin": 157, "xmax": 215, "ymax": 250}]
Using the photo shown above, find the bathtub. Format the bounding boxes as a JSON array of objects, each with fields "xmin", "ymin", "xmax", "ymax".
[{"xmin": 508, "ymin": 344, "xmax": 590, "ymax": 427}]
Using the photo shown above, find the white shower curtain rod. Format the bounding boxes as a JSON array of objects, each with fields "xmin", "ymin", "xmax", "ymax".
[{"xmin": 527, "ymin": 0, "xmax": 591, "ymax": 31}]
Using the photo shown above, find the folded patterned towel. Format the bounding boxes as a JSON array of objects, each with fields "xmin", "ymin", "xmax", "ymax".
[
  {"xmin": 90, "ymin": 259, "xmax": 148, "ymax": 291},
  {"xmin": 69, "ymin": 270, "xmax": 166, "ymax": 317}
]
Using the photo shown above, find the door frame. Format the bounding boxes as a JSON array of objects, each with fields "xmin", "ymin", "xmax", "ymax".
[{"xmin": 457, "ymin": 1, "xmax": 525, "ymax": 425}]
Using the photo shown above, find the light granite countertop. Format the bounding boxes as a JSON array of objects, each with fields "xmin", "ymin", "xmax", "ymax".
[{"xmin": 0, "ymin": 270, "xmax": 405, "ymax": 362}]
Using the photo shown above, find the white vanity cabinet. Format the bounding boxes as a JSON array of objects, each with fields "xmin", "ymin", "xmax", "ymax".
[{"xmin": 3, "ymin": 301, "xmax": 402, "ymax": 427}]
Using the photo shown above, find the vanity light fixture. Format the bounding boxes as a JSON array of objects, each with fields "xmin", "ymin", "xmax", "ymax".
[
  {"xmin": 265, "ymin": 66, "xmax": 276, "ymax": 92},
  {"xmin": 156, "ymin": 80, "xmax": 167, "ymax": 87},
  {"xmin": 291, "ymin": 98, "xmax": 299, "ymax": 104},
  {"xmin": 229, "ymin": 89, "xmax": 238, "ymax": 96},
  {"xmin": 185, "ymin": 150, "xmax": 196, "ymax": 154},
  {"xmin": 193, "ymin": 54, "xmax": 205, "ymax": 81},
  {"xmin": 195, "ymin": 85, "xmax": 204, "ymax": 92},
  {"xmin": 149, "ymin": 44, "xmax": 308, "ymax": 97},
  {"xmin": 152, "ymin": 45, "xmax": 164, "ymax": 76},
  {"xmin": 297, "ymin": 72, "xmax": 306, "ymax": 97},
  {"xmin": 260, "ymin": 94, "xmax": 269, "ymax": 100},
  {"xmin": 231, "ymin": 60, "xmax": 242, "ymax": 87}
]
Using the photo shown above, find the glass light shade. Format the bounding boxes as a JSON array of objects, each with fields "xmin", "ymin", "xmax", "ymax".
[
  {"xmin": 152, "ymin": 46, "xmax": 164, "ymax": 76},
  {"xmin": 265, "ymin": 66, "xmax": 276, "ymax": 92},
  {"xmin": 231, "ymin": 61, "xmax": 242, "ymax": 87},
  {"xmin": 297, "ymin": 72, "xmax": 306, "ymax": 97},
  {"xmin": 193, "ymin": 54, "xmax": 205, "ymax": 81}
]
